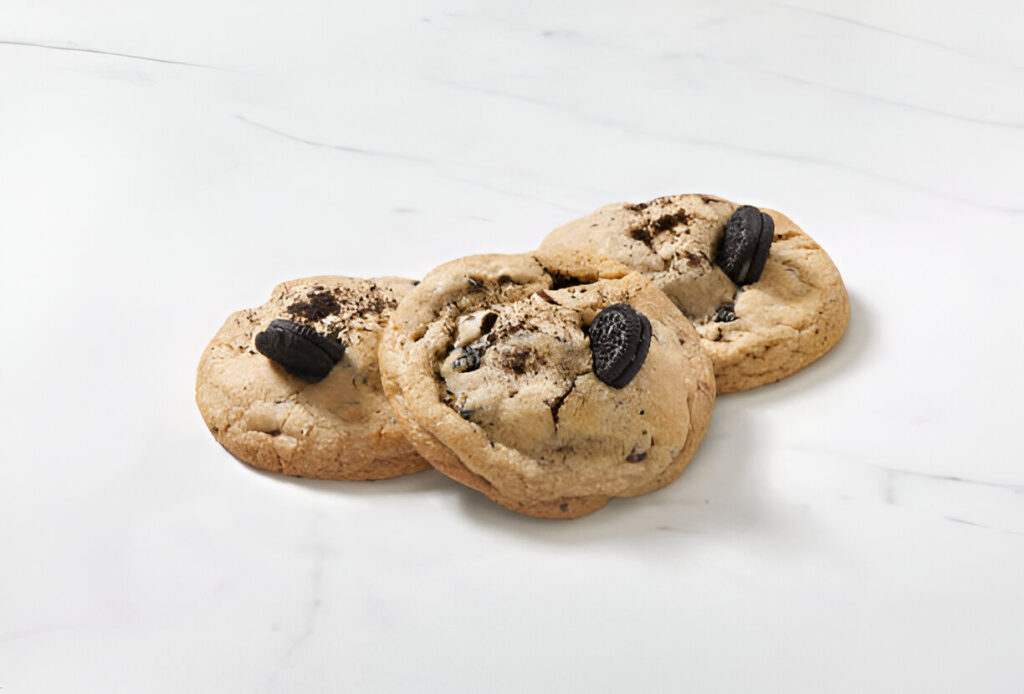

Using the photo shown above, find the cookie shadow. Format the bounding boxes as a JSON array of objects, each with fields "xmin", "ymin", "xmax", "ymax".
[
  {"xmin": 453, "ymin": 405, "xmax": 775, "ymax": 544},
  {"xmin": 722, "ymin": 291, "xmax": 873, "ymax": 403},
  {"xmin": 246, "ymin": 465, "xmax": 454, "ymax": 497},
  {"xmin": 446, "ymin": 295, "xmax": 875, "ymax": 541}
]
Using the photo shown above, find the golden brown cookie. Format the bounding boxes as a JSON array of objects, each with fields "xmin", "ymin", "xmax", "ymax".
[
  {"xmin": 539, "ymin": 194, "xmax": 850, "ymax": 393},
  {"xmin": 196, "ymin": 276, "xmax": 429, "ymax": 480},
  {"xmin": 378, "ymin": 251, "xmax": 716, "ymax": 519}
]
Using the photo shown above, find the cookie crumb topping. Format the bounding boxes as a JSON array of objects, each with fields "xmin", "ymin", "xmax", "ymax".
[{"xmin": 287, "ymin": 290, "xmax": 341, "ymax": 323}]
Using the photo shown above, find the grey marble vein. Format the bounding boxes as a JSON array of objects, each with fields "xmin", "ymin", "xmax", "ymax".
[
  {"xmin": 886, "ymin": 467, "xmax": 1024, "ymax": 491},
  {"xmin": 946, "ymin": 516, "xmax": 1024, "ymax": 536},
  {"xmin": 440, "ymin": 11, "xmax": 588, "ymax": 44},
  {"xmin": 446, "ymin": 176, "xmax": 582, "ymax": 213},
  {"xmin": 676, "ymin": 49, "xmax": 1024, "ymax": 129},
  {"xmin": 883, "ymin": 470, "xmax": 896, "ymax": 505},
  {"xmin": 773, "ymin": 3, "xmax": 984, "ymax": 60},
  {"xmin": 0, "ymin": 38, "xmax": 217, "ymax": 69},
  {"xmin": 269, "ymin": 542, "xmax": 326, "ymax": 682},
  {"xmin": 739, "ymin": 64, "xmax": 1024, "ymax": 130},
  {"xmin": 430, "ymin": 78, "xmax": 1024, "ymax": 215},
  {"xmin": 235, "ymin": 115, "xmax": 430, "ymax": 163},
  {"xmin": 236, "ymin": 115, "xmax": 587, "ymax": 212},
  {"xmin": 788, "ymin": 444, "xmax": 1024, "ymax": 491}
]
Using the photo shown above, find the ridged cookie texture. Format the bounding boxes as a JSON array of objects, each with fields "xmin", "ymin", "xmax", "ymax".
[
  {"xmin": 196, "ymin": 276, "xmax": 429, "ymax": 480},
  {"xmin": 539, "ymin": 194, "xmax": 850, "ymax": 393},
  {"xmin": 378, "ymin": 251, "xmax": 716, "ymax": 519}
]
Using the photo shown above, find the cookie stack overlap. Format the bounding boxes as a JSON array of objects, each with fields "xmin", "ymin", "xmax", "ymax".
[{"xmin": 196, "ymin": 195, "xmax": 848, "ymax": 518}]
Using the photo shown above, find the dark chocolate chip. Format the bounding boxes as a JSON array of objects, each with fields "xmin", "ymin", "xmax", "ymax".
[
  {"xmin": 255, "ymin": 319, "xmax": 345, "ymax": 383},
  {"xmin": 451, "ymin": 346, "xmax": 481, "ymax": 373},
  {"xmin": 626, "ymin": 447, "xmax": 648, "ymax": 462},
  {"xmin": 714, "ymin": 303, "xmax": 737, "ymax": 323},
  {"xmin": 559, "ymin": 503, "xmax": 569, "ymax": 512},
  {"xmin": 589, "ymin": 303, "xmax": 652, "ymax": 389},
  {"xmin": 716, "ymin": 205, "xmax": 774, "ymax": 285}
]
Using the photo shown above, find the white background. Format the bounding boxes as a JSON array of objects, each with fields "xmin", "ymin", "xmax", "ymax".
[{"xmin": 2, "ymin": 1, "xmax": 1022, "ymax": 692}]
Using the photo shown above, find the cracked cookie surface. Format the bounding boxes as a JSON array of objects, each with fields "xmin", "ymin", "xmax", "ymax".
[
  {"xmin": 378, "ymin": 251, "xmax": 716, "ymax": 519},
  {"xmin": 539, "ymin": 194, "xmax": 850, "ymax": 393},
  {"xmin": 196, "ymin": 276, "xmax": 429, "ymax": 480}
]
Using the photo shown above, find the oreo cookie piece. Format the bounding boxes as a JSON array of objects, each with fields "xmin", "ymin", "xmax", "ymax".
[
  {"xmin": 714, "ymin": 303, "xmax": 737, "ymax": 323},
  {"xmin": 716, "ymin": 205, "xmax": 775, "ymax": 285},
  {"xmin": 588, "ymin": 303, "xmax": 652, "ymax": 389},
  {"xmin": 255, "ymin": 318, "xmax": 345, "ymax": 383},
  {"xmin": 451, "ymin": 346, "xmax": 482, "ymax": 373}
]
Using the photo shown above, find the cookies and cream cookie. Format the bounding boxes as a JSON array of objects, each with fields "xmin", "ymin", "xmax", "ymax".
[
  {"xmin": 377, "ymin": 251, "xmax": 716, "ymax": 519},
  {"xmin": 196, "ymin": 276, "xmax": 429, "ymax": 480},
  {"xmin": 538, "ymin": 194, "xmax": 849, "ymax": 393}
]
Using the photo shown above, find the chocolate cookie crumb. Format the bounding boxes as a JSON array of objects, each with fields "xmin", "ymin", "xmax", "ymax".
[
  {"xmin": 714, "ymin": 304, "xmax": 737, "ymax": 323},
  {"xmin": 651, "ymin": 211, "xmax": 690, "ymax": 232},
  {"xmin": 288, "ymin": 290, "xmax": 341, "ymax": 323},
  {"xmin": 629, "ymin": 226, "xmax": 653, "ymax": 245}
]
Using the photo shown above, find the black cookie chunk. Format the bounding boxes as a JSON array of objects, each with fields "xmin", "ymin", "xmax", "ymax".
[
  {"xmin": 589, "ymin": 303, "xmax": 652, "ymax": 389},
  {"xmin": 451, "ymin": 346, "xmax": 481, "ymax": 373},
  {"xmin": 714, "ymin": 303, "xmax": 737, "ymax": 323},
  {"xmin": 255, "ymin": 319, "xmax": 345, "ymax": 383},
  {"xmin": 716, "ymin": 205, "xmax": 775, "ymax": 285}
]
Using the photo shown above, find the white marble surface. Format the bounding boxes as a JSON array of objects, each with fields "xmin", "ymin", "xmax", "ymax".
[{"xmin": 2, "ymin": 1, "xmax": 1023, "ymax": 691}]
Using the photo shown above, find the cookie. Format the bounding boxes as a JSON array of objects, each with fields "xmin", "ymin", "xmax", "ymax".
[
  {"xmin": 589, "ymin": 303, "xmax": 652, "ymax": 389},
  {"xmin": 196, "ymin": 276, "xmax": 429, "ymax": 480},
  {"xmin": 538, "ymin": 194, "xmax": 850, "ymax": 393},
  {"xmin": 377, "ymin": 251, "xmax": 716, "ymax": 519}
]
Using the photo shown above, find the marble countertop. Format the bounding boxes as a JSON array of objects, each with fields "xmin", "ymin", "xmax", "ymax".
[{"xmin": 2, "ymin": 1, "xmax": 1022, "ymax": 692}]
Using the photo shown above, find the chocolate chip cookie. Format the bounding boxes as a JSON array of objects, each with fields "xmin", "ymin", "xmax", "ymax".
[
  {"xmin": 377, "ymin": 251, "xmax": 716, "ymax": 519},
  {"xmin": 196, "ymin": 276, "xmax": 429, "ymax": 480},
  {"xmin": 538, "ymin": 194, "xmax": 850, "ymax": 393}
]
